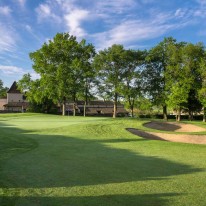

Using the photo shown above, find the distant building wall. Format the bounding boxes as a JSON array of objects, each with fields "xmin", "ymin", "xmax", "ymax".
[
  {"xmin": 0, "ymin": 99, "xmax": 7, "ymax": 110},
  {"xmin": 7, "ymin": 93, "xmax": 24, "ymax": 103}
]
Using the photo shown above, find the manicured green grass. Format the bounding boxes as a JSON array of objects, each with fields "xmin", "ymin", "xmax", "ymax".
[{"xmin": 0, "ymin": 113, "xmax": 206, "ymax": 206}]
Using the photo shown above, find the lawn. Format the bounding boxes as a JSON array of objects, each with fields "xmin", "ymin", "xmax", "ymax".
[{"xmin": 0, "ymin": 113, "xmax": 206, "ymax": 206}]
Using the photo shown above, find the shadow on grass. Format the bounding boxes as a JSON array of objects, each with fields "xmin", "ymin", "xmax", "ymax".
[
  {"xmin": 0, "ymin": 193, "xmax": 180, "ymax": 206},
  {"xmin": 143, "ymin": 121, "xmax": 181, "ymax": 131},
  {"xmin": 0, "ymin": 121, "xmax": 203, "ymax": 205},
  {"xmin": 126, "ymin": 128, "xmax": 167, "ymax": 141}
]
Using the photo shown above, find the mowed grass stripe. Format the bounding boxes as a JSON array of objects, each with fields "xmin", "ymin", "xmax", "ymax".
[{"xmin": 0, "ymin": 113, "xmax": 206, "ymax": 206}]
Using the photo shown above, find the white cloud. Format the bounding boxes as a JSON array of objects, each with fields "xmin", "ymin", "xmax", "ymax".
[
  {"xmin": 96, "ymin": 0, "xmax": 137, "ymax": 14},
  {"xmin": 25, "ymin": 25, "xmax": 32, "ymax": 32},
  {"xmin": 0, "ymin": 23, "xmax": 17, "ymax": 53},
  {"xmin": 92, "ymin": 11, "xmax": 191, "ymax": 50},
  {"xmin": 196, "ymin": 0, "xmax": 206, "ymax": 5},
  {"xmin": 38, "ymin": 4, "xmax": 51, "ymax": 16},
  {"xmin": 24, "ymin": 24, "xmax": 42, "ymax": 42},
  {"xmin": 175, "ymin": 9, "xmax": 187, "ymax": 18},
  {"xmin": 0, "ymin": 66, "xmax": 24, "ymax": 75},
  {"xmin": 0, "ymin": 6, "xmax": 12, "ymax": 16},
  {"xmin": 30, "ymin": 72, "xmax": 40, "ymax": 80},
  {"xmin": 34, "ymin": 0, "xmax": 203, "ymax": 50},
  {"xmin": 64, "ymin": 9, "xmax": 89, "ymax": 37},
  {"xmin": 17, "ymin": 0, "xmax": 26, "ymax": 7},
  {"xmin": 36, "ymin": 3, "xmax": 60, "ymax": 23},
  {"xmin": 36, "ymin": 0, "xmax": 90, "ymax": 38},
  {"xmin": 193, "ymin": 0, "xmax": 206, "ymax": 18}
]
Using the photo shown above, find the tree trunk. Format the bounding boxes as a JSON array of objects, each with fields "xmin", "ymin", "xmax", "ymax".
[
  {"xmin": 84, "ymin": 83, "xmax": 88, "ymax": 117},
  {"xmin": 163, "ymin": 105, "xmax": 168, "ymax": 121},
  {"xmin": 177, "ymin": 107, "xmax": 181, "ymax": 122},
  {"xmin": 62, "ymin": 97, "xmax": 66, "ymax": 116},
  {"xmin": 131, "ymin": 106, "xmax": 134, "ymax": 117},
  {"xmin": 113, "ymin": 93, "xmax": 118, "ymax": 118},
  {"xmin": 203, "ymin": 107, "xmax": 206, "ymax": 122},
  {"xmin": 62, "ymin": 102, "xmax": 66, "ymax": 116},
  {"xmin": 84, "ymin": 101, "xmax": 86, "ymax": 117},
  {"xmin": 130, "ymin": 99, "xmax": 134, "ymax": 117},
  {"xmin": 73, "ymin": 103, "xmax": 76, "ymax": 116},
  {"xmin": 128, "ymin": 96, "xmax": 133, "ymax": 117},
  {"xmin": 188, "ymin": 111, "xmax": 193, "ymax": 121}
]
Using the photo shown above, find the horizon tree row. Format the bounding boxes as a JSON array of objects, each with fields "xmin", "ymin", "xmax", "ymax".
[{"xmin": 17, "ymin": 32, "xmax": 206, "ymax": 120}]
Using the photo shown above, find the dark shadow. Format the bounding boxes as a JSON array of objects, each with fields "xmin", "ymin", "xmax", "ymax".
[
  {"xmin": 98, "ymin": 138, "xmax": 148, "ymax": 143},
  {"xmin": 0, "ymin": 121, "xmax": 204, "ymax": 205},
  {"xmin": 126, "ymin": 128, "xmax": 167, "ymax": 141},
  {"xmin": 144, "ymin": 121, "xmax": 181, "ymax": 131},
  {"xmin": 0, "ymin": 193, "xmax": 180, "ymax": 206}
]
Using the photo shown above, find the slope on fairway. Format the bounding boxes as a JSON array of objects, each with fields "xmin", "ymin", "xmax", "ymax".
[{"xmin": 0, "ymin": 114, "xmax": 206, "ymax": 206}]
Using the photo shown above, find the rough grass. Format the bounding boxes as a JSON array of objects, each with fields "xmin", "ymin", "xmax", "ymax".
[{"xmin": 0, "ymin": 113, "xmax": 206, "ymax": 206}]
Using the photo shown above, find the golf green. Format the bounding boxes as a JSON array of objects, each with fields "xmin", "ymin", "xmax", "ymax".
[{"xmin": 0, "ymin": 113, "xmax": 206, "ymax": 206}]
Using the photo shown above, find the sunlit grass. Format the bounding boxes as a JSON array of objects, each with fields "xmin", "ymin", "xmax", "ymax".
[{"xmin": 0, "ymin": 113, "xmax": 206, "ymax": 205}]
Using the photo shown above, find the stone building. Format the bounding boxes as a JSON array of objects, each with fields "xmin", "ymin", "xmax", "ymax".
[{"xmin": 2, "ymin": 81, "xmax": 29, "ymax": 112}]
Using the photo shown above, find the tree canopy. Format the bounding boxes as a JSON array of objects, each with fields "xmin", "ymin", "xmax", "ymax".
[
  {"xmin": 15, "ymin": 33, "xmax": 206, "ymax": 121},
  {"xmin": 29, "ymin": 33, "xmax": 95, "ymax": 115}
]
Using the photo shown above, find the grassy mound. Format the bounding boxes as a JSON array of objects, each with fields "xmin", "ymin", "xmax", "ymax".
[{"xmin": 0, "ymin": 114, "xmax": 206, "ymax": 205}]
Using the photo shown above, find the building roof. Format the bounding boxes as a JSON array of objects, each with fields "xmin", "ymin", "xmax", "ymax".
[{"xmin": 7, "ymin": 81, "xmax": 21, "ymax": 94}]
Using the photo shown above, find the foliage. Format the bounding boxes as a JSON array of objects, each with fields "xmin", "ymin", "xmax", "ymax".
[
  {"xmin": 18, "ymin": 74, "xmax": 54, "ymax": 113},
  {"xmin": 120, "ymin": 49, "xmax": 147, "ymax": 117},
  {"xmin": 198, "ymin": 52, "xmax": 206, "ymax": 121},
  {"xmin": 93, "ymin": 44, "xmax": 128, "ymax": 118},
  {"xmin": 143, "ymin": 37, "xmax": 177, "ymax": 120},
  {"xmin": 29, "ymin": 33, "xmax": 95, "ymax": 115},
  {"xmin": 0, "ymin": 79, "xmax": 8, "ymax": 98},
  {"xmin": 14, "ymin": 33, "xmax": 206, "ymax": 120},
  {"xmin": 166, "ymin": 42, "xmax": 204, "ymax": 120},
  {"xmin": 124, "ymin": 97, "xmax": 153, "ymax": 115}
]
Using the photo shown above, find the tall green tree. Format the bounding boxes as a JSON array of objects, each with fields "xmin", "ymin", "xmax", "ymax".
[
  {"xmin": 120, "ymin": 49, "xmax": 146, "ymax": 117},
  {"xmin": 166, "ymin": 42, "xmax": 204, "ymax": 121},
  {"xmin": 75, "ymin": 40, "xmax": 96, "ymax": 116},
  {"xmin": 0, "ymin": 79, "xmax": 8, "ymax": 98},
  {"xmin": 198, "ymin": 51, "xmax": 206, "ymax": 122},
  {"xmin": 143, "ymin": 37, "xmax": 177, "ymax": 120},
  {"xmin": 93, "ymin": 44, "xmax": 127, "ymax": 118},
  {"xmin": 30, "ymin": 33, "xmax": 95, "ymax": 115}
]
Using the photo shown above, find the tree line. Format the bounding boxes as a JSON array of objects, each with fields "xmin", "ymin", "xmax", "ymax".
[{"xmin": 15, "ymin": 33, "xmax": 206, "ymax": 120}]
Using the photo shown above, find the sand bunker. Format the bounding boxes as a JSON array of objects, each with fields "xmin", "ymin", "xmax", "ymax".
[
  {"xmin": 144, "ymin": 121, "xmax": 206, "ymax": 132},
  {"xmin": 127, "ymin": 121, "xmax": 206, "ymax": 145}
]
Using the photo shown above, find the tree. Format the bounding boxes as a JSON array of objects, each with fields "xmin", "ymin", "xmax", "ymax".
[
  {"xmin": 93, "ymin": 44, "xmax": 128, "ymax": 118},
  {"xmin": 165, "ymin": 42, "xmax": 204, "ymax": 121},
  {"xmin": 165, "ymin": 42, "xmax": 187, "ymax": 121},
  {"xmin": 183, "ymin": 89, "xmax": 202, "ymax": 120},
  {"xmin": 29, "ymin": 33, "xmax": 95, "ymax": 115},
  {"xmin": 18, "ymin": 73, "xmax": 32, "ymax": 92},
  {"xmin": 75, "ymin": 40, "xmax": 96, "ymax": 116},
  {"xmin": 18, "ymin": 73, "xmax": 54, "ymax": 113},
  {"xmin": 120, "ymin": 49, "xmax": 146, "ymax": 117},
  {"xmin": 182, "ymin": 43, "xmax": 204, "ymax": 120},
  {"xmin": 0, "ymin": 79, "xmax": 8, "ymax": 98},
  {"xmin": 143, "ymin": 37, "xmax": 177, "ymax": 120},
  {"xmin": 198, "ymin": 52, "xmax": 206, "ymax": 122},
  {"xmin": 165, "ymin": 42, "xmax": 205, "ymax": 121}
]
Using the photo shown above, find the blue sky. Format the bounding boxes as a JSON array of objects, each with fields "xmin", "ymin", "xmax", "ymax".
[{"xmin": 0, "ymin": 0, "xmax": 206, "ymax": 88}]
